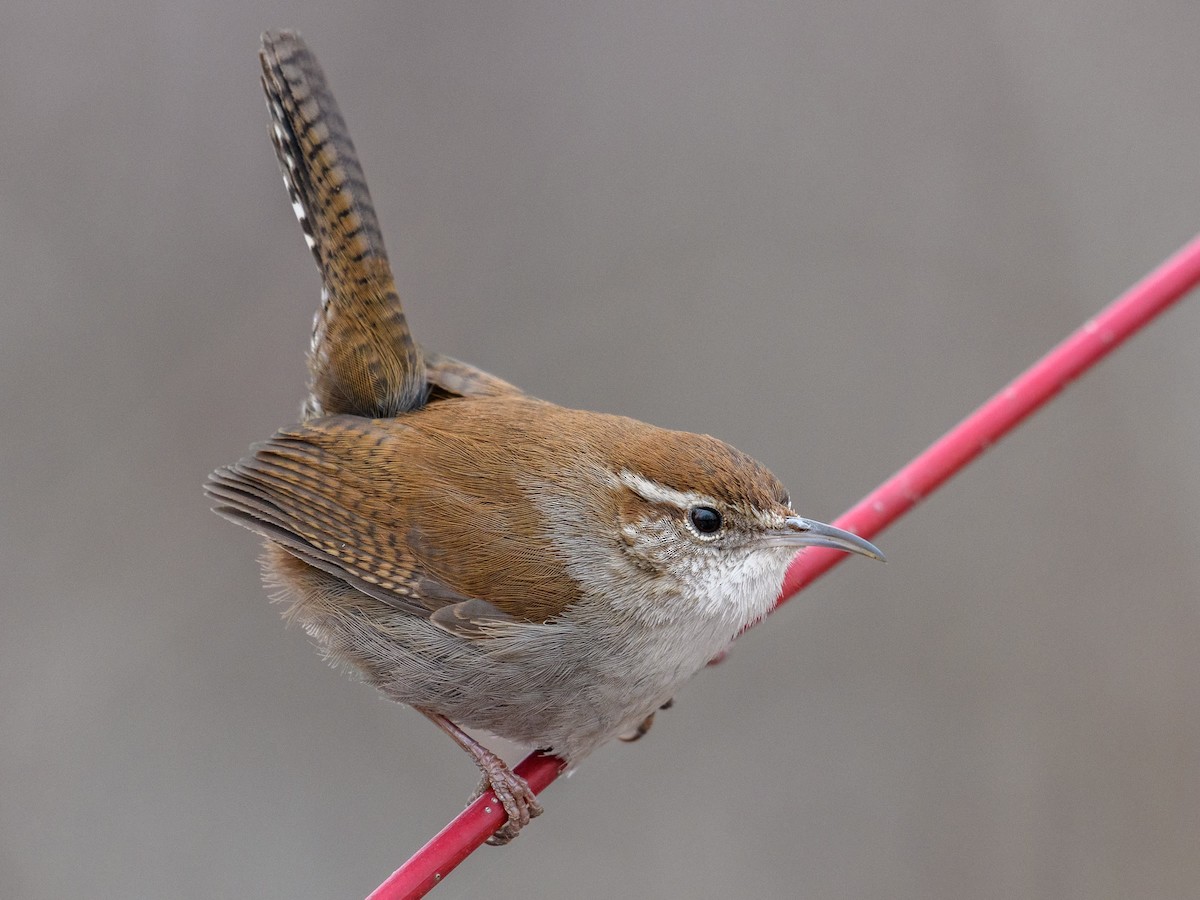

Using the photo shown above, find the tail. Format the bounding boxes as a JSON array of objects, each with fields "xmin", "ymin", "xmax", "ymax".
[{"xmin": 260, "ymin": 30, "xmax": 426, "ymax": 418}]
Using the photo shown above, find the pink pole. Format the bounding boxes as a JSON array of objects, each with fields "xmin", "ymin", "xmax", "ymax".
[
  {"xmin": 779, "ymin": 232, "xmax": 1200, "ymax": 600},
  {"xmin": 371, "ymin": 232, "xmax": 1200, "ymax": 900}
]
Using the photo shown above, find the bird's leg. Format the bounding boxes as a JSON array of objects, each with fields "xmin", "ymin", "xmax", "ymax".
[
  {"xmin": 618, "ymin": 698, "xmax": 675, "ymax": 743},
  {"xmin": 619, "ymin": 713, "xmax": 655, "ymax": 742},
  {"xmin": 415, "ymin": 707, "xmax": 543, "ymax": 845}
]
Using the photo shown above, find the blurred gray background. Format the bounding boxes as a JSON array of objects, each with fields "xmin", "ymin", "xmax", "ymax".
[{"xmin": 3, "ymin": 2, "xmax": 1198, "ymax": 898}]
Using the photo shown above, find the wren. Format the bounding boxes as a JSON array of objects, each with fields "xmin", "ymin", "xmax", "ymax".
[{"xmin": 207, "ymin": 31, "xmax": 883, "ymax": 844}]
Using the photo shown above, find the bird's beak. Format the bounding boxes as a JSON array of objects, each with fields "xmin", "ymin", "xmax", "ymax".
[{"xmin": 768, "ymin": 516, "xmax": 886, "ymax": 561}]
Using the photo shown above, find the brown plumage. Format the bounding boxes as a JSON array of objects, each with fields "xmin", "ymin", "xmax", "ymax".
[
  {"xmin": 209, "ymin": 31, "xmax": 882, "ymax": 845},
  {"xmin": 209, "ymin": 395, "xmax": 791, "ymax": 629},
  {"xmin": 260, "ymin": 31, "xmax": 426, "ymax": 418}
]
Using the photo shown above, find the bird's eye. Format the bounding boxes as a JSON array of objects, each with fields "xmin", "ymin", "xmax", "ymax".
[{"xmin": 688, "ymin": 506, "xmax": 723, "ymax": 535}]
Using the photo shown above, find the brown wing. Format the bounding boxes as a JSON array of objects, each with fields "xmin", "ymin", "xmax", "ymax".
[
  {"xmin": 205, "ymin": 405, "xmax": 581, "ymax": 629},
  {"xmin": 207, "ymin": 428, "xmax": 438, "ymax": 616},
  {"xmin": 422, "ymin": 350, "xmax": 524, "ymax": 401},
  {"xmin": 260, "ymin": 31, "xmax": 426, "ymax": 419}
]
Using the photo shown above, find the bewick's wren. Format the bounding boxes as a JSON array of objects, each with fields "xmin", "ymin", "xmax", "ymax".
[{"xmin": 207, "ymin": 31, "xmax": 883, "ymax": 845}]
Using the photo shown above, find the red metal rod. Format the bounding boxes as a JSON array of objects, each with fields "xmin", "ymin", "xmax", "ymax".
[{"xmin": 371, "ymin": 232, "xmax": 1200, "ymax": 900}]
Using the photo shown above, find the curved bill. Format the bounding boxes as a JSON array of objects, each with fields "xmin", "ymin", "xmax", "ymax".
[{"xmin": 769, "ymin": 516, "xmax": 886, "ymax": 561}]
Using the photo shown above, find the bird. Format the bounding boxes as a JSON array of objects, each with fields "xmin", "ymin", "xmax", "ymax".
[{"xmin": 206, "ymin": 30, "xmax": 883, "ymax": 845}]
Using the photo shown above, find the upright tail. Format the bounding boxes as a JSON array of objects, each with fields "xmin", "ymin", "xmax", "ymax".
[{"xmin": 260, "ymin": 31, "xmax": 426, "ymax": 419}]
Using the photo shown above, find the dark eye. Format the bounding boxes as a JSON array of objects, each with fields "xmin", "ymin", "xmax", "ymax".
[{"xmin": 688, "ymin": 505, "xmax": 723, "ymax": 534}]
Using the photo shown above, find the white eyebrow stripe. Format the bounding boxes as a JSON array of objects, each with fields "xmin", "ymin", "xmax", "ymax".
[{"xmin": 616, "ymin": 470, "xmax": 715, "ymax": 509}]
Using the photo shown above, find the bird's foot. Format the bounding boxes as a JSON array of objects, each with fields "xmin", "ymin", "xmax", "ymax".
[
  {"xmin": 619, "ymin": 713, "xmax": 655, "ymax": 742},
  {"xmin": 417, "ymin": 707, "xmax": 543, "ymax": 845},
  {"xmin": 618, "ymin": 698, "xmax": 675, "ymax": 743},
  {"xmin": 468, "ymin": 755, "xmax": 543, "ymax": 846}
]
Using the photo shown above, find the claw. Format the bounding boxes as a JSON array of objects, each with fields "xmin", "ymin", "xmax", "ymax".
[
  {"xmin": 470, "ymin": 765, "xmax": 543, "ymax": 846},
  {"xmin": 619, "ymin": 698, "xmax": 675, "ymax": 743},
  {"xmin": 619, "ymin": 712, "xmax": 656, "ymax": 742},
  {"xmin": 418, "ymin": 707, "xmax": 544, "ymax": 844}
]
